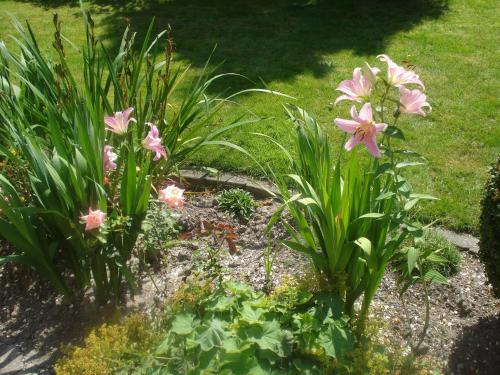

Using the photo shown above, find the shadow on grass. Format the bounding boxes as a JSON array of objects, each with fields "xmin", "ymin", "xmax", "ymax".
[{"xmin": 16, "ymin": 0, "xmax": 448, "ymax": 88}]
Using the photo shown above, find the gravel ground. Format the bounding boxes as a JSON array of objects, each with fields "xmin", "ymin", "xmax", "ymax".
[
  {"xmin": 0, "ymin": 191, "xmax": 499, "ymax": 374},
  {"xmin": 371, "ymin": 257, "xmax": 499, "ymax": 373}
]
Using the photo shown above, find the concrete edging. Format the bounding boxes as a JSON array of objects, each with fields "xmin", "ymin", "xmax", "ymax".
[{"xmin": 180, "ymin": 169, "xmax": 277, "ymax": 199}]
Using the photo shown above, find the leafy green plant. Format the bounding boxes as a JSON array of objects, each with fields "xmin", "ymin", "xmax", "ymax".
[
  {"xmin": 394, "ymin": 232, "xmax": 454, "ymax": 354},
  {"xmin": 185, "ymin": 222, "xmax": 240, "ymax": 284},
  {"xmin": 479, "ymin": 156, "xmax": 500, "ymax": 297},
  {"xmin": 420, "ymin": 231, "xmax": 460, "ymax": 277},
  {"xmin": 267, "ymin": 108, "xmax": 426, "ymax": 327},
  {"xmin": 392, "ymin": 230, "xmax": 461, "ymax": 280},
  {"xmin": 191, "ymin": 245, "xmax": 225, "ymax": 285},
  {"xmin": 54, "ymin": 314, "xmax": 155, "ymax": 375},
  {"xmin": 266, "ymin": 56, "xmax": 437, "ymax": 331},
  {"xmin": 55, "ymin": 277, "xmax": 442, "ymax": 374},
  {"xmin": 216, "ymin": 188, "xmax": 256, "ymax": 222},
  {"xmin": 432, "ymin": 242, "xmax": 461, "ymax": 278},
  {"xmin": 139, "ymin": 201, "xmax": 180, "ymax": 262},
  {"xmin": 391, "ymin": 231, "xmax": 460, "ymax": 355},
  {"xmin": 0, "ymin": 8, "xmax": 274, "ymax": 302},
  {"xmin": 128, "ymin": 280, "xmax": 354, "ymax": 374}
]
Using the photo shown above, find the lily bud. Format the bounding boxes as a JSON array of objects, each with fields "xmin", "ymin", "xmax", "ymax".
[{"xmin": 363, "ymin": 62, "xmax": 380, "ymax": 85}]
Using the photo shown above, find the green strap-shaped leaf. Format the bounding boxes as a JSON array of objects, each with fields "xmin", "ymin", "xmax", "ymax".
[
  {"xmin": 396, "ymin": 161, "xmax": 425, "ymax": 169},
  {"xmin": 356, "ymin": 212, "xmax": 385, "ymax": 220},
  {"xmin": 409, "ymin": 193, "xmax": 438, "ymax": 200},
  {"xmin": 376, "ymin": 191, "xmax": 395, "ymax": 201},
  {"xmin": 355, "ymin": 237, "xmax": 372, "ymax": 257},
  {"xmin": 424, "ymin": 269, "xmax": 448, "ymax": 284},
  {"xmin": 0, "ymin": 254, "xmax": 30, "ymax": 266},
  {"xmin": 407, "ymin": 247, "xmax": 420, "ymax": 274},
  {"xmin": 404, "ymin": 198, "xmax": 419, "ymax": 211}
]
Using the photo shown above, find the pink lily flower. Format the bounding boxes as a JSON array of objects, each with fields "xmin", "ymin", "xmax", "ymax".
[
  {"xmin": 399, "ymin": 86, "xmax": 432, "ymax": 116},
  {"xmin": 334, "ymin": 103, "xmax": 387, "ymax": 157},
  {"xmin": 103, "ymin": 145, "xmax": 118, "ymax": 173},
  {"xmin": 334, "ymin": 67, "xmax": 377, "ymax": 105},
  {"xmin": 143, "ymin": 123, "xmax": 167, "ymax": 161},
  {"xmin": 104, "ymin": 107, "xmax": 136, "ymax": 134},
  {"xmin": 159, "ymin": 185, "xmax": 185, "ymax": 209},
  {"xmin": 377, "ymin": 55, "xmax": 425, "ymax": 89},
  {"xmin": 81, "ymin": 208, "xmax": 106, "ymax": 231}
]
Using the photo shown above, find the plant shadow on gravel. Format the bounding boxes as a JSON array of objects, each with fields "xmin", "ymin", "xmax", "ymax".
[
  {"xmin": 1, "ymin": 263, "xmax": 127, "ymax": 372},
  {"xmin": 0, "ymin": 263, "xmax": 149, "ymax": 374},
  {"xmin": 16, "ymin": 0, "xmax": 448, "ymax": 92},
  {"xmin": 447, "ymin": 314, "xmax": 500, "ymax": 375},
  {"xmin": 0, "ymin": 273, "xmax": 79, "ymax": 374}
]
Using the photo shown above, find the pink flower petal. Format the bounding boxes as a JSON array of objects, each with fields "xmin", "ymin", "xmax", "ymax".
[
  {"xmin": 349, "ymin": 105, "xmax": 361, "ymax": 122},
  {"xmin": 344, "ymin": 136, "xmax": 361, "ymax": 151},
  {"xmin": 374, "ymin": 122, "xmax": 388, "ymax": 133},
  {"xmin": 334, "ymin": 67, "xmax": 374, "ymax": 105},
  {"xmin": 358, "ymin": 103, "xmax": 373, "ymax": 122},
  {"xmin": 363, "ymin": 136, "xmax": 381, "ymax": 157},
  {"xmin": 104, "ymin": 116, "xmax": 118, "ymax": 128},
  {"xmin": 334, "ymin": 95, "xmax": 359, "ymax": 105},
  {"xmin": 363, "ymin": 63, "xmax": 380, "ymax": 84},
  {"xmin": 377, "ymin": 54, "xmax": 394, "ymax": 65},
  {"xmin": 399, "ymin": 86, "xmax": 431, "ymax": 116},
  {"xmin": 81, "ymin": 209, "xmax": 106, "ymax": 231},
  {"xmin": 104, "ymin": 107, "xmax": 135, "ymax": 134},
  {"xmin": 352, "ymin": 67, "xmax": 363, "ymax": 81},
  {"xmin": 334, "ymin": 118, "xmax": 360, "ymax": 133},
  {"xmin": 336, "ymin": 80, "xmax": 357, "ymax": 97},
  {"xmin": 122, "ymin": 107, "xmax": 134, "ymax": 120},
  {"xmin": 159, "ymin": 185, "xmax": 185, "ymax": 209}
]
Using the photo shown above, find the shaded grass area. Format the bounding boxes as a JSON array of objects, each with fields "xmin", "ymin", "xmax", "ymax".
[{"xmin": 1, "ymin": 0, "xmax": 499, "ymax": 232}]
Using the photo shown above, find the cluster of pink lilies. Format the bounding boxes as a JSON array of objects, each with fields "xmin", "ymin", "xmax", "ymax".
[
  {"xmin": 334, "ymin": 54, "xmax": 431, "ymax": 157},
  {"xmin": 81, "ymin": 109, "xmax": 184, "ymax": 231},
  {"xmin": 82, "ymin": 55, "xmax": 431, "ymax": 231}
]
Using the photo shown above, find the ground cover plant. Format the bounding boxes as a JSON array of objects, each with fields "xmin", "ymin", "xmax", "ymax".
[
  {"xmin": 1, "ymin": 0, "xmax": 498, "ymax": 232},
  {"xmin": 54, "ymin": 314, "xmax": 155, "ymax": 375},
  {"xmin": 138, "ymin": 281, "xmax": 354, "ymax": 374},
  {"xmin": 215, "ymin": 188, "xmax": 256, "ymax": 222},
  {"xmin": 0, "ymin": 8, "xmax": 272, "ymax": 302},
  {"xmin": 55, "ymin": 278, "xmax": 441, "ymax": 374}
]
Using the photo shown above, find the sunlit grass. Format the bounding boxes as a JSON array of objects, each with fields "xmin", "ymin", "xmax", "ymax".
[{"xmin": 0, "ymin": 0, "xmax": 498, "ymax": 232}]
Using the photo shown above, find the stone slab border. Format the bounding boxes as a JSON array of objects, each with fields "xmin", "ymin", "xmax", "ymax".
[{"xmin": 180, "ymin": 169, "xmax": 276, "ymax": 199}]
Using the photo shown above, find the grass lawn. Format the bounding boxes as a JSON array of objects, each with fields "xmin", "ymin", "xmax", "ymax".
[{"xmin": 0, "ymin": 0, "xmax": 498, "ymax": 233}]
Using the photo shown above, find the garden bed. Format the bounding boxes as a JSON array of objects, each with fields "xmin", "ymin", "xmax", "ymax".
[{"xmin": 0, "ymin": 187, "xmax": 499, "ymax": 374}]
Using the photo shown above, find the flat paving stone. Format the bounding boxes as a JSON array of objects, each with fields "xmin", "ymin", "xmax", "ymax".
[{"xmin": 434, "ymin": 227, "xmax": 480, "ymax": 254}]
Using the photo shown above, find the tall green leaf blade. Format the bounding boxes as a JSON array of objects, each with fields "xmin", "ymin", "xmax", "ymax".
[{"xmin": 407, "ymin": 247, "xmax": 419, "ymax": 274}]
